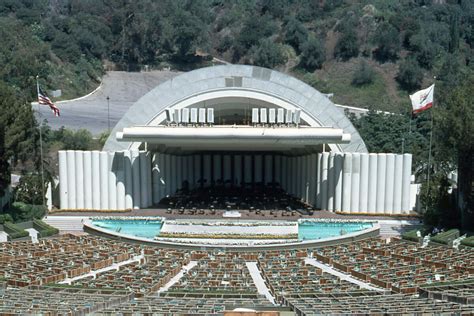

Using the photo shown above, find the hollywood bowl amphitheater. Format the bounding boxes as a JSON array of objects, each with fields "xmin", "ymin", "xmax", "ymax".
[{"xmin": 2, "ymin": 65, "xmax": 473, "ymax": 315}]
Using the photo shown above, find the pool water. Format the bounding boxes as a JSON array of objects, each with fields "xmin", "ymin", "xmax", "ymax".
[
  {"xmin": 298, "ymin": 221, "xmax": 373, "ymax": 240},
  {"xmin": 92, "ymin": 219, "xmax": 163, "ymax": 239},
  {"xmin": 91, "ymin": 218, "xmax": 373, "ymax": 241}
]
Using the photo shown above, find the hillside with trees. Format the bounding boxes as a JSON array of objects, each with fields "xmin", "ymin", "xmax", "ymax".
[{"xmin": 0, "ymin": 0, "xmax": 472, "ymax": 228}]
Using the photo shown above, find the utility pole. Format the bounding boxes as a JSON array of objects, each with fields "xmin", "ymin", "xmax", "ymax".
[
  {"xmin": 35, "ymin": 76, "xmax": 46, "ymax": 208},
  {"xmin": 107, "ymin": 96, "xmax": 110, "ymax": 133}
]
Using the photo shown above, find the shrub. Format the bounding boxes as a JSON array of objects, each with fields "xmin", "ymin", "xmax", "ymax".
[
  {"xmin": 0, "ymin": 214, "xmax": 13, "ymax": 224},
  {"xmin": 299, "ymin": 35, "xmax": 326, "ymax": 71},
  {"xmin": 401, "ymin": 229, "xmax": 422, "ymax": 242},
  {"xmin": 9, "ymin": 202, "xmax": 46, "ymax": 222},
  {"xmin": 461, "ymin": 236, "xmax": 474, "ymax": 247},
  {"xmin": 3, "ymin": 222, "xmax": 29, "ymax": 239},
  {"xmin": 251, "ymin": 39, "xmax": 287, "ymax": 68},
  {"xmin": 334, "ymin": 30, "xmax": 359, "ymax": 61},
  {"xmin": 396, "ymin": 57, "xmax": 423, "ymax": 91},
  {"xmin": 33, "ymin": 219, "xmax": 59, "ymax": 237},
  {"xmin": 431, "ymin": 229, "xmax": 460, "ymax": 245},
  {"xmin": 352, "ymin": 61, "xmax": 375, "ymax": 86}
]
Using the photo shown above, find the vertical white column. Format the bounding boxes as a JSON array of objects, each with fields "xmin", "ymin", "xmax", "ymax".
[
  {"xmin": 309, "ymin": 154, "xmax": 317, "ymax": 206},
  {"xmin": 320, "ymin": 153, "xmax": 329, "ymax": 210},
  {"xmin": 74, "ymin": 151, "xmax": 84, "ymax": 210},
  {"xmin": 281, "ymin": 156, "xmax": 288, "ymax": 191},
  {"xmin": 350, "ymin": 153, "xmax": 361, "ymax": 213},
  {"xmin": 91, "ymin": 151, "xmax": 101, "ymax": 210},
  {"xmin": 254, "ymin": 154, "xmax": 262, "ymax": 184},
  {"xmin": 334, "ymin": 153, "xmax": 344, "ymax": 212},
  {"xmin": 367, "ymin": 153, "xmax": 378, "ymax": 213},
  {"xmin": 316, "ymin": 153, "xmax": 322, "ymax": 209},
  {"xmin": 187, "ymin": 155, "xmax": 194, "ymax": 189},
  {"xmin": 264, "ymin": 155, "xmax": 273, "ymax": 185},
  {"xmin": 203, "ymin": 154, "xmax": 211, "ymax": 187},
  {"xmin": 116, "ymin": 152, "xmax": 125, "ymax": 210},
  {"xmin": 298, "ymin": 156, "xmax": 305, "ymax": 200},
  {"xmin": 131, "ymin": 150, "xmax": 141, "ymax": 209},
  {"xmin": 146, "ymin": 152, "xmax": 152, "ymax": 206},
  {"xmin": 194, "ymin": 154, "xmax": 201, "ymax": 188},
  {"xmin": 213, "ymin": 154, "xmax": 222, "ymax": 184},
  {"xmin": 244, "ymin": 155, "xmax": 252, "ymax": 185},
  {"xmin": 139, "ymin": 151, "xmax": 148, "ymax": 207},
  {"xmin": 176, "ymin": 155, "xmax": 183, "ymax": 190},
  {"xmin": 289, "ymin": 157, "xmax": 296, "ymax": 195},
  {"xmin": 152, "ymin": 153, "xmax": 160, "ymax": 204},
  {"xmin": 234, "ymin": 155, "xmax": 242, "ymax": 187},
  {"xmin": 58, "ymin": 151, "xmax": 68, "ymax": 209},
  {"xmin": 66, "ymin": 150, "xmax": 76, "ymax": 209},
  {"xmin": 359, "ymin": 153, "xmax": 369, "ymax": 213},
  {"xmin": 124, "ymin": 150, "xmax": 133, "ymax": 210},
  {"xmin": 375, "ymin": 153, "xmax": 387, "ymax": 214},
  {"xmin": 342, "ymin": 153, "xmax": 352, "ymax": 213},
  {"xmin": 83, "ymin": 151, "xmax": 92, "ymax": 210},
  {"xmin": 274, "ymin": 155, "xmax": 281, "ymax": 186},
  {"xmin": 170, "ymin": 155, "xmax": 178, "ymax": 194},
  {"xmin": 401, "ymin": 154, "xmax": 413, "ymax": 213},
  {"xmin": 393, "ymin": 154, "xmax": 404, "ymax": 213},
  {"xmin": 384, "ymin": 154, "xmax": 396, "ymax": 214},
  {"xmin": 107, "ymin": 152, "xmax": 117, "ymax": 210},
  {"xmin": 99, "ymin": 151, "xmax": 109, "ymax": 210},
  {"xmin": 223, "ymin": 155, "xmax": 231, "ymax": 184},
  {"xmin": 327, "ymin": 153, "xmax": 335, "ymax": 211}
]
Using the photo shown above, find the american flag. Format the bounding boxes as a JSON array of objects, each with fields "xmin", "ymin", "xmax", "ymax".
[{"xmin": 38, "ymin": 87, "xmax": 60, "ymax": 117}]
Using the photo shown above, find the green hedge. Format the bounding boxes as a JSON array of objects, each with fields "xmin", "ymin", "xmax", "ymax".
[
  {"xmin": 10, "ymin": 202, "xmax": 46, "ymax": 222},
  {"xmin": 431, "ymin": 229, "xmax": 460, "ymax": 245},
  {"xmin": 461, "ymin": 236, "xmax": 474, "ymax": 247},
  {"xmin": 0, "ymin": 214, "xmax": 13, "ymax": 224},
  {"xmin": 33, "ymin": 219, "xmax": 59, "ymax": 238},
  {"xmin": 3, "ymin": 222, "xmax": 29, "ymax": 239},
  {"xmin": 401, "ymin": 227, "xmax": 429, "ymax": 242}
]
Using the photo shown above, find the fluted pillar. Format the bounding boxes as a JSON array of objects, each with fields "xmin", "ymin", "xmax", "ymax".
[
  {"xmin": 334, "ymin": 153, "xmax": 343, "ymax": 212},
  {"xmin": 401, "ymin": 154, "xmax": 413, "ymax": 213},
  {"xmin": 131, "ymin": 150, "xmax": 141, "ymax": 209},
  {"xmin": 124, "ymin": 151, "xmax": 133, "ymax": 209},
  {"xmin": 108, "ymin": 152, "xmax": 117, "ymax": 210},
  {"xmin": 75, "ymin": 151, "xmax": 84, "ymax": 210},
  {"xmin": 393, "ymin": 154, "xmax": 404, "ymax": 213},
  {"xmin": 327, "ymin": 153, "xmax": 335, "ymax": 211},
  {"xmin": 320, "ymin": 153, "xmax": 329, "ymax": 210},
  {"xmin": 350, "ymin": 153, "xmax": 361, "ymax": 213},
  {"xmin": 384, "ymin": 154, "xmax": 395, "ymax": 214},
  {"xmin": 264, "ymin": 154, "xmax": 273, "ymax": 185},
  {"xmin": 58, "ymin": 151, "xmax": 68, "ymax": 209},
  {"xmin": 274, "ymin": 155, "xmax": 281, "ymax": 186},
  {"xmin": 234, "ymin": 154, "xmax": 242, "ymax": 187},
  {"xmin": 116, "ymin": 152, "xmax": 126, "ymax": 210},
  {"xmin": 367, "ymin": 153, "xmax": 378, "ymax": 213},
  {"xmin": 83, "ymin": 151, "xmax": 92, "ymax": 210},
  {"xmin": 375, "ymin": 153, "xmax": 387, "ymax": 213},
  {"xmin": 99, "ymin": 151, "xmax": 109, "ymax": 210},
  {"xmin": 91, "ymin": 151, "xmax": 101, "ymax": 210},
  {"xmin": 342, "ymin": 153, "xmax": 352, "ymax": 212}
]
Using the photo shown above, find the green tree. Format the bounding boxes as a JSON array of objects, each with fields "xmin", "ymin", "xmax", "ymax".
[
  {"xmin": 0, "ymin": 124, "xmax": 10, "ymax": 197},
  {"xmin": 334, "ymin": 28, "xmax": 359, "ymax": 61},
  {"xmin": 351, "ymin": 60, "xmax": 375, "ymax": 86},
  {"xmin": 14, "ymin": 174, "xmax": 45, "ymax": 205},
  {"xmin": 372, "ymin": 22, "xmax": 400, "ymax": 62},
  {"xmin": 436, "ymin": 74, "xmax": 474, "ymax": 230},
  {"xmin": 396, "ymin": 57, "xmax": 423, "ymax": 92},
  {"xmin": 284, "ymin": 17, "xmax": 308, "ymax": 53},
  {"xmin": 252, "ymin": 39, "xmax": 287, "ymax": 69},
  {"xmin": 299, "ymin": 35, "xmax": 326, "ymax": 71}
]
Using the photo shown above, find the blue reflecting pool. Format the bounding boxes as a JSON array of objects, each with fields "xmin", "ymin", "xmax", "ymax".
[
  {"xmin": 92, "ymin": 218, "xmax": 163, "ymax": 239},
  {"xmin": 298, "ymin": 221, "xmax": 373, "ymax": 240}
]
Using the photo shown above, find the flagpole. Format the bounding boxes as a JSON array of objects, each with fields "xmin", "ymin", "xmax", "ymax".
[
  {"xmin": 426, "ymin": 106, "xmax": 434, "ymax": 191},
  {"xmin": 36, "ymin": 76, "xmax": 46, "ymax": 208}
]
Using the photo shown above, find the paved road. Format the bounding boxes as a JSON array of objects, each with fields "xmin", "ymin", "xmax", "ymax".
[{"xmin": 35, "ymin": 70, "xmax": 179, "ymax": 135}]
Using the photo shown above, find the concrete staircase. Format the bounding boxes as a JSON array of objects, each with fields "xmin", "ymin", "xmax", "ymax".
[
  {"xmin": 43, "ymin": 216, "xmax": 87, "ymax": 232},
  {"xmin": 378, "ymin": 220, "xmax": 421, "ymax": 237}
]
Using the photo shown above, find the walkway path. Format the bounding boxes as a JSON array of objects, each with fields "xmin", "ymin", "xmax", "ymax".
[
  {"xmin": 156, "ymin": 261, "xmax": 198, "ymax": 294},
  {"xmin": 59, "ymin": 252, "xmax": 145, "ymax": 285},
  {"xmin": 246, "ymin": 262, "xmax": 276, "ymax": 305},
  {"xmin": 25, "ymin": 228, "xmax": 39, "ymax": 244},
  {"xmin": 304, "ymin": 258, "xmax": 384, "ymax": 292}
]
